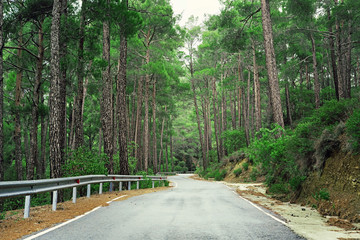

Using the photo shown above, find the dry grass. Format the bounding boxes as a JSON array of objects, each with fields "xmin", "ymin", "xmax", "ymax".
[{"xmin": 0, "ymin": 187, "xmax": 170, "ymax": 240}]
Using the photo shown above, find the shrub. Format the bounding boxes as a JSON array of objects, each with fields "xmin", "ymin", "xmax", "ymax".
[
  {"xmin": 346, "ymin": 109, "xmax": 360, "ymax": 152},
  {"xmin": 215, "ymin": 170, "xmax": 227, "ymax": 181},
  {"xmin": 242, "ymin": 162, "xmax": 249, "ymax": 171},
  {"xmin": 250, "ymin": 168, "xmax": 258, "ymax": 181},
  {"xmin": 221, "ymin": 129, "xmax": 247, "ymax": 155},
  {"xmin": 233, "ymin": 168, "xmax": 242, "ymax": 177},
  {"xmin": 63, "ymin": 147, "xmax": 108, "ymax": 176},
  {"xmin": 313, "ymin": 189, "xmax": 330, "ymax": 201},
  {"xmin": 289, "ymin": 175, "xmax": 306, "ymax": 191},
  {"xmin": 268, "ymin": 183, "xmax": 290, "ymax": 195}
]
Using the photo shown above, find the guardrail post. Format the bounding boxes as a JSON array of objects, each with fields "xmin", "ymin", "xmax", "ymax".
[
  {"xmin": 87, "ymin": 184, "xmax": 91, "ymax": 198},
  {"xmin": 119, "ymin": 182, "xmax": 122, "ymax": 191},
  {"xmin": 72, "ymin": 187, "xmax": 77, "ymax": 203},
  {"xmin": 99, "ymin": 183, "xmax": 103, "ymax": 195},
  {"xmin": 152, "ymin": 181, "xmax": 154, "ymax": 188},
  {"xmin": 128, "ymin": 181, "xmax": 131, "ymax": 190},
  {"xmin": 137, "ymin": 181, "xmax": 139, "ymax": 190},
  {"xmin": 109, "ymin": 182, "xmax": 113, "ymax": 192},
  {"xmin": 52, "ymin": 191, "xmax": 58, "ymax": 211},
  {"xmin": 24, "ymin": 195, "xmax": 31, "ymax": 218}
]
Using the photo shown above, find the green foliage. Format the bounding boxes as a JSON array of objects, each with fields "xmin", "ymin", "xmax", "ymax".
[
  {"xmin": 242, "ymin": 162, "xmax": 249, "ymax": 171},
  {"xmin": 313, "ymin": 189, "xmax": 330, "ymax": 201},
  {"xmin": 346, "ymin": 109, "xmax": 360, "ymax": 152},
  {"xmin": 250, "ymin": 168, "xmax": 258, "ymax": 181},
  {"xmin": 246, "ymin": 125, "xmax": 305, "ymax": 190},
  {"xmin": 233, "ymin": 168, "xmax": 242, "ymax": 177},
  {"xmin": 63, "ymin": 147, "xmax": 109, "ymax": 177},
  {"xmin": 268, "ymin": 183, "xmax": 290, "ymax": 195},
  {"xmin": 289, "ymin": 176, "xmax": 306, "ymax": 191},
  {"xmin": 215, "ymin": 169, "xmax": 227, "ymax": 181},
  {"xmin": 221, "ymin": 129, "xmax": 247, "ymax": 155}
]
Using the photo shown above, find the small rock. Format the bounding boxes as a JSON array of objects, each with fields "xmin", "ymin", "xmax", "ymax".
[{"xmin": 302, "ymin": 208, "xmax": 306, "ymax": 211}]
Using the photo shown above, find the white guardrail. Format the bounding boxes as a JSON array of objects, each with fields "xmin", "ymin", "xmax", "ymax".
[{"xmin": 0, "ymin": 174, "xmax": 167, "ymax": 218}]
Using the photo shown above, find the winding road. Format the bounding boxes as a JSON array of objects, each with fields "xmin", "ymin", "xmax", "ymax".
[{"xmin": 26, "ymin": 174, "xmax": 304, "ymax": 240}]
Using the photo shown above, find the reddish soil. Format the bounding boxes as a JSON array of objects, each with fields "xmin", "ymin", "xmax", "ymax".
[{"xmin": 0, "ymin": 187, "xmax": 170, "ymax": 240}]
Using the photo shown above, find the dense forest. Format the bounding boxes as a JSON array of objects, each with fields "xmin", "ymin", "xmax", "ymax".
[{"xmin": 0, "ymin": 0, "xmax": 359, "ymax": 203}]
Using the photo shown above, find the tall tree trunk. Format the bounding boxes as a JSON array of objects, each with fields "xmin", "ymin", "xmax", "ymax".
[
  {"xmin": 49, "ymin": 0, "xmax": 63, "ymax": 180},
  {"xmin": 260, "ymin": 0, "xmax": 284, "ymax": 128},
  {"xmin": 334, "ymin": 0, "xmax": 345, "ymax": 99},
  {"xmin": 345, "ymin": 23, "xmax": 352, "ymax": 99},
  {"xmin": 221, "ymin": 85, "xmax": 227, "ymax": 157},
  {"xmin": 190, "ymin": 78, "xmax": 207, "ymax": 169},
  {"xmin": 59, "ymin": 1, "xmax": 67, "ymax": 199},
  {"xmin": 310, "ymin": 33, "xmax": 320, "ymax": 109},
  {"xmin": 31, "ymin": 20, "xmax": 45, "ymax": 179},
  {"xmin": 165, "ymin": 142, "xmax": 168, "ymax": 172},
  {"xmin": 212, "ymin": 77, "xmax": 221, "ymax": 162},
  {"xmin": 118, "ymin": 1, "xmax": 130, "ymax": 175},
  {"xmin": 101, "ymin": 2, "xmax": 114, "ymax": 174},
  {"xmin": 285, "ymin": 83, "xmax": 293, "ymax": 126},
  {"xmin": 253, "ymin": 42, "xmax": 262, "ymax": 133},
  {"xmin": 40, "ymin": 104, "xmax": 47, "ymax": 179},
  {"xmin": 0, "ymin": 0, "xmax": 3, "ymax": 183},
  {"xmin": 201, "ymin": 98, "xmax": 209, "ymax": 166},
  {"xmin": 170, "ymin": 132, "xmax": 173, "ymax": 171},
  {"xmin": 327, "ymin": 8, "xmax": 339, "ymax": 100},
  {"xmin": 238, "ymin": 54, "xmax": 250, "ymax": 145},
  {"xmin": 158, "ymin": 107, "xmax": 166, "ymax": 172},
  {"xmin": 152, "ymin": 80, "xmax": 157, "ymax": 172},
  {"xmin": 74, "ymin": 0, "xmax": 86, "ymax": 149},
  {"xmin": 144, "ymin": 31, "xmax": 151, "ymax": 172},
  {"xmin": 230, "ymin": 91, "xmax": 236, "ymax": 130},
  {"xmin": 15, "ymin": 29, "xmax": 23, "ymax": 180},
  {"xmin": 134, "ymin": 75, "xmax": 143, "ymax": 170}
]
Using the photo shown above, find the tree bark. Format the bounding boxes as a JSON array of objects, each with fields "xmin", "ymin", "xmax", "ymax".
[
  {"xmin": 158, "ymin": 107, "xmax": 166, "ymax": 172},
  {"xmin": 285, "ymin": 83, "xmax": 293, "ymax": 126},
  {"xmin": 260, "ymin": 0, "xmax": 284, "ymax": 128},
  {"xmin": 15, "ymin": 29, "xmax": 23, "ymax": 180},
  {"xmin": 0, "ymin": 0, "xmax": 3, "ymax": 183},
  {"xmin": 327, "ymin": 8, "xmax": 339, "ymax": 100},
  {"xmin": 310, "ymin": 33, "xmax": 320, "ymax": 109},
  {"xmin": 152, "ymin": 80, "xmax": 157, "ymax": 172},
  {"xmin": 49, "ymin": 0, "xmax": 63, "ymax": 180},
  {"xmin": 31, "ymin": 20, "xmax": 45, "ymax": 179},
  {"xmin": 212, "ymin": 77, "xmax": 221, "ymax": 162},
  {"xmin": 134, "ymin": 75, "xmax": 143, "ymax": 170},
  {"xmin": 190, "ymin": 77, "xmax": 207, "ymax": 169},
  {"xmin": 40, "ymin": 105, "xmax": 47, "ymax": 179},
  {"xmin": 117, "ymin": 1, "xmax": 130, "ymax": 175},
  {"xmin": 74, "ymin": 0, "xmax": 86, "ymax": 149},
  {"xmin": 101, "ymin": 2, "xmax": 114, "ymax": 174},
  {"xmin": 253, "ymin": 42, "xmax": 262, "ymax": 133}
]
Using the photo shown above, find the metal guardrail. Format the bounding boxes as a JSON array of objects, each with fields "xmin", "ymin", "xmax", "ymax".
[
  {"xmin": 0, "ymin": 174, "xmax": 167, "ymax": 218},
  {"xmin": 156, "ymin": 171, "xmax": 195, "ymax": 175}
]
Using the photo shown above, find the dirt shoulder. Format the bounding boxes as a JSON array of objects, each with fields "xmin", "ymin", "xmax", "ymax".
[
  {"xmin": 0, "ymin": 187, "xmax": 170, "ymax": 240},
  {"xmin": 223, "ymin": 181, "xmax": 360, "ymax": 240}
]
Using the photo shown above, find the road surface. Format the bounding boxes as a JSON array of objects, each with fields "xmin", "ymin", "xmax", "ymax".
[{"xmin": 26, "ymin": 175, "xmax": 304, "ymax": 240}]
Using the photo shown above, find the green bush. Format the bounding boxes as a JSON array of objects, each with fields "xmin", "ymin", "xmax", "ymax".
[
  {"xmin": 233, "ymin": 168, "xmax": 242, "ymax": 177},
  {"xmin": 63, "ymin": 147, "xmax": 108, "ymax": 176},
  {"xmin": 346, "ymin": 109, "xmax": 360, "ymax": 152},
  {"xmin": 268, "ymin": 183, "xmax": 290, "ymax": 195},
  {"xmin": 313, "ymin": 189, "xmax": 330, "ymax": 201},
  {"xmin": 250, "ymin": 168, "xmax": 258, "ymax": 181},
  {"xmin": 215, "ymin": 170, "xmax": 227, "ymax": 181},
  {"xmin": 221, "ymin": 129, "xmax": 247, "ymax": 155},
  {"xmin": 242, "ymin": 162, "xmax": 249, "ymax": 171}
]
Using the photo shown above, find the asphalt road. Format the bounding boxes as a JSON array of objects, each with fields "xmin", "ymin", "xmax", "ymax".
[{"xmin": 26, "ymin": 175, "xmax": 304, "ymax": 240}]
